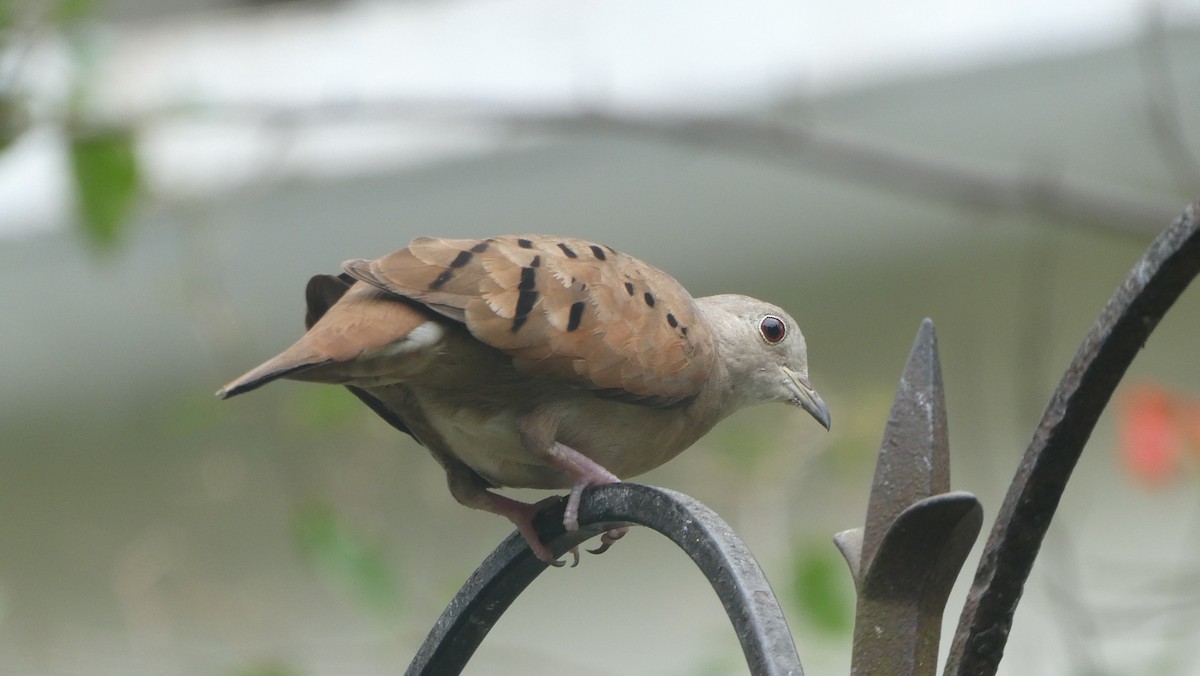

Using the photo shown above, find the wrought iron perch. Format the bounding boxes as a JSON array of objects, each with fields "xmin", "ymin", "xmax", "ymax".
[
  {"xmin": 834, "ymin": 319, "xmax": 982, "ymax": 676},
  {"xmin": 944, "ymin": 197, "xmax": 1200, "ymax": 675},
  {"xmin": 408, "ymin": 198, "xmax": 1200, "ymax": 676},
  {"xmin": 405, "ymin": 483, "xmax": 803, "ymax": 676}
]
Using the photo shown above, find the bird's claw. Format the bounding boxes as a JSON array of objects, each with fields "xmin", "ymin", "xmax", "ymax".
[
  {"xmin": 586, "ymin": 527, "xmax": 628, "ymax": 555},
  {"xmin": 504, "ymin": 487, "xmax": 628, "ymax": 567}
]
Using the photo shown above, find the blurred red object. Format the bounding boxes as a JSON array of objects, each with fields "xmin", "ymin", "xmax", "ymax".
[{"xmin": 1117, "ymin": 383, "xmax": 1196, "ymax": 486}]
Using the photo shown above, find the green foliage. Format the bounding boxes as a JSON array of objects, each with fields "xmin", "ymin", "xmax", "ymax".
[
  {"xmin": 0, "ymin": 95, "xmax": 21, "ymax": 154},
  {"xmin": 51, "ymin": 0, "xmax": 140, "ymax": 250},
  {"xmin": 292, "ymin": 502, "xmax": 401, "ymax": 617},
  {"xmin": 284, "ymin": 386, "xmax": 365, "ymax": 430},
  {"xmin": 53, "ymin": 0, "xmax": 96, "ymax": 23},
  {"xmin": 820, "ymin": 384, "xmax": 895, "ymax": 477},
  {"xmin": 164, "ymin": 391, "xmax": 227, "ymax": 436},
  {"xmin": 708, "ymin": 409, "xmax": 787, "ymax": 475},
  {"xmin": 790, "ymin": 544, "xmax": 853, "ymax": 635},
  {"xmin": 68, "ymin": 127, "xmax": 140, "ymax": 249}
]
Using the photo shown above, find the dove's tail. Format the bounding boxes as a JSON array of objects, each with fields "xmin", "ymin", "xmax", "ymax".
[
  {"xmin": 218, "ymin": 273, "xmax": 355, "ymax": 399},
  {"xmin": 215, "ymin": 349, "xmax": 333, "ymax": 399},
  {"xmin": 216, "ymin": 272, "xmax": 440, "ymax": 400}
]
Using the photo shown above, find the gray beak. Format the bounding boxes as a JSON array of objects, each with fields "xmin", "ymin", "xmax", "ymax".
[{"xmin": 784, "ymin": 368, "xmax": 832, "ymax": 430}]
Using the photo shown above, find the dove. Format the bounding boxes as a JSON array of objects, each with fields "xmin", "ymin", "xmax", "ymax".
[{"xmin": 217, "ymin": 235, "xmax": 830, "ymax": 564}]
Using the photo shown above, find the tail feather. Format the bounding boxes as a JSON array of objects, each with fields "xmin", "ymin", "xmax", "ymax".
[
  {"xmin": 215, "ymin": 354, "xmax": 333, "ymax": 399},
  {"xmin": 218, "ymin": 270, "xmax": 438, "ymax": 400}
]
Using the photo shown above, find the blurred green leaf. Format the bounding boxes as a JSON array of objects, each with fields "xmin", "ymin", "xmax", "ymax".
[
  {"xmin": 293, "ymin": 502, "xmax": 400, "ymax": 616},
  {"xmin": 54, "ymin": 0, "xmax": 96, "ymax": 23},
  {"xmin": 709, "ymin": 409, "xmax": 785, "ymax": 475},
  {"xmin": 790, "ymin": 545, "xmax": 853, "ymax": 635},
  {"xmin": 164, "ymin": 391, "xmax": 226, "ymax": 436},
  {"xmin": 69, "ymin": 128, "xmax": 140, "ymax": 249},
  {"xmin": 0, "ymin": 96, "xmax": 21, "ymax": 154},
  {"xmin": 821, "ymin": 384, "xmax": 894, "ymax": 477},
  {"xmin": 284, "ymin": 386, "xmax": 365, "ymax": 430}
]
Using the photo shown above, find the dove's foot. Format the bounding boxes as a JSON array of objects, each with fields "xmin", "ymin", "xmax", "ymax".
[
  {"xmin": 481, "ymin": 489, "xmax": 625, "ymax": 566},
  {"xmin": 460, "ymin": 440, "xmax": 626, "ymax": 564},
  {"xmin": 481, "ymin": 492, "xmax": 569, "ymax": 565}
]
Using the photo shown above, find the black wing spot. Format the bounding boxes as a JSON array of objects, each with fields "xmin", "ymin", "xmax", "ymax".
[
  {"xmin": 567, "ymin": 301, "xmax": 585, "ymax": 331},
  {"xmin": 470, "ymin": 240, "xmax": 491, "ymax": 253},
  {"xmin": 430, "ymin": 269, "xmax": 454, "ymax": 290},
  {"xmin": 517, "ymin": 238, "xmax": 534, "ymax": 249},
  {"xmin": 643, "ymin": 291, "xmax": 655, "ymax": 307},
  {"xmin": 449, "ymin": 250, "xmax": 473, "ymax": 268},
  {"xmin": 558, "ymin": 243, "xmax": 578, "ymax": 258},
  {"xmin": 518, "ymin": 265, "xmax": 537, "ymax": 291},
  {"xmin": 666, "ymin": 313, "xmax": 678, "ymax": 328},
  {"xmin": 513, "ymin": 266, "xmax": 539, "ymax": 332},
  {"xmin": 624, "ymin": 281, "xmax": 635, "ymax": 296},
  {"xmin": 590, "ymin": 245, "xmax": 607, "ymax": 261}
]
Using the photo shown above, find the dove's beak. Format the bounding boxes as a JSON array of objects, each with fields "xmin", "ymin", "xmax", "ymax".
[{"xmin": 783, "ymin": 367, "xmax": 831, "ymax": 430}]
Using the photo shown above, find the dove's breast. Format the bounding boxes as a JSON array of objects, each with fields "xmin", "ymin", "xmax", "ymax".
[{"xmin": 403, "ymin": 382, "xmax": 722, "ymax": 490}]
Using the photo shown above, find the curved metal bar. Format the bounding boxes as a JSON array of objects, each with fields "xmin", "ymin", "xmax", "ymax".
[
  {"xmin": 944, "ymin": 198, "xmax": 1200, "ymax": 675},
  {"xmin": 405, "ymin": 482, "xmax": 803, "ymax": 676}
]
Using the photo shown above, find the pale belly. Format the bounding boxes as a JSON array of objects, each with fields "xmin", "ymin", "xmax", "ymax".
[{"xmin": 414, "ymin": 390, "xmax": 713, "ymax": 490}]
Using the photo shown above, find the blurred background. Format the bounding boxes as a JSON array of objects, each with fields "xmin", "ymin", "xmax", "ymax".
[{"xmin": 3, "ymin": 0, "xmax": 1200, "ymax": 674}]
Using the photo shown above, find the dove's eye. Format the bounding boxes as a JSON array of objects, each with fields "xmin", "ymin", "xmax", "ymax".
[{"xmin": 759, "ymin": 315, "xmax": 786, "ymax": 344}]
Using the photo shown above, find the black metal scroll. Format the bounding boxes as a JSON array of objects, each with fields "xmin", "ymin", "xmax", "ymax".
[
  {"xmin": 405, "ymin": 483, "xmax": 804, "ymax": 676},
  {"xmin": 944, "ymin": 198, "xmax": 1200, "ymax": 675}
]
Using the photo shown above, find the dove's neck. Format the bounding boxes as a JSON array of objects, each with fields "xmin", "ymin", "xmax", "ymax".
[{"xmin": 695, "ymin": 297, "xmax": 764, "ymax": 416}]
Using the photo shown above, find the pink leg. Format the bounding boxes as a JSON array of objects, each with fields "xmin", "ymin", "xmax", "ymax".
[
  {"xmin": 544, "ymin": 442, "xmax": 627, "ymax": 558},
  {"xmin": 443, "ymin": 462, "xmax": 571, "ymax": 565},
  {"xmin": 482, "ymin": 489, "xmax": 623, "ymax": 564},
  {"xmin": 548, "ymin": 442, "xmax": 621, "ymax": 532},
  {"xmin": 444, "ymin": 442, "xmax": 627, "ymax": 562},
  {"xmin": 481, "ymin": 492, "xmax": 576, "ymax": 566}
]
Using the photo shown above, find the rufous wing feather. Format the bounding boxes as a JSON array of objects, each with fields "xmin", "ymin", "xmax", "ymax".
[{"xmin": 342, "ymin": 235, "xmax": 716, "ymax": 405}]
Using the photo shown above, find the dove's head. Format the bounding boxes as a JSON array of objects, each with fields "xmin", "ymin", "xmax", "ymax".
[{"xmin": 698, "ymin": 294, "xmax": 831, "ymax": 430}]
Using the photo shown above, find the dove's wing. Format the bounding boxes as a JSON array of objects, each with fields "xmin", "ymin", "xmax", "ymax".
[{"xmin": 342, "ymin": 235, "xmax": 716, "ymax": 407}]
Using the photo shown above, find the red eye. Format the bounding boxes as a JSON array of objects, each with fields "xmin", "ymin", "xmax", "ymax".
[{"xmin": 759, "ymin": 315, "xmax": 786, "ymax": 344}]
